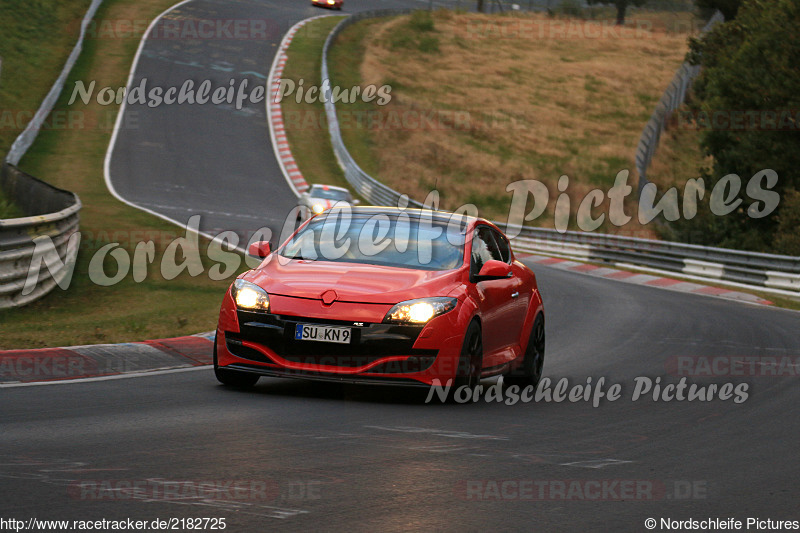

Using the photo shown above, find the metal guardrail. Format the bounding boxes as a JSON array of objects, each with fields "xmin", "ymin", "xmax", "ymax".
[
  {"xmin": 504, "ymin": 225, "xmax": 800, "ymax": 294},
  {"xmin": 321, "ymin": 9, "xmax": 800, "ymax": 298},
  {"xmin": 321, "ymin": 9, "xmax": 424, "ymax": 209},
  {"xmin": 0, "ymin": 0, "xmax": 100, "ymax": 309},
  {"xmin": 0, "ymin": 164, "xmax": 81, "ymax": 309},
  {"xmin": 634, "ymin": 10, "xmax": 724, "ymax": 192}
]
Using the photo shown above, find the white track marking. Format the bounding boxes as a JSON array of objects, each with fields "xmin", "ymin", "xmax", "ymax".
[
  {"xmin": 0, "ymin": 365, "xmax": 208, "ymax": 388},
  {"xmin": 102, "ymin": 0, "xmax": 274, "ymax": 255},
  {"xmin": 265, "ymin": 16, "xmax": 339, "ymax": 197}
]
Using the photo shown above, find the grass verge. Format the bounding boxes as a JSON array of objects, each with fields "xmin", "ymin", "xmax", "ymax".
[
  {"xmin": 1, "ymin": 0, "xmax": 94, "ymax": 220},
  {"xmin": 0, "ymin": 0, "xmax": 248, "ymax": 349},
  {"xmin": 0, "ymin": 0, "xmax": 93, "ymax": 157},
  {"xmin": 646, "ymin": 106, "xmax": 711, "ymax": 191},
  {"xmin": 0, "ymin": 192, "xmax": 23, "ymax": 218},
  {"xmin": 645, "ymin": 109, "xmax": 709, "ymax": 244}
]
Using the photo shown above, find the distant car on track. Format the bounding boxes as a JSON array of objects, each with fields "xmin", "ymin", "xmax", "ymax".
[
  {"xmin": 214, "ymin": 206, "xmax": 545, "ymax": 395},
  {"xmin": 311, "ymin": 0, "xmax": 343, "ymax": 9},
  {"xmin": 296, "ymin": 184, "xmax": 357, "ymax": 222}
]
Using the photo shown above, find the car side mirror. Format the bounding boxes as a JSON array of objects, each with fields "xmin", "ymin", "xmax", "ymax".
[
  {"xmin": 248, "ymin": 241, "xmax": 271, "ymax": 258},
  {"xmin": 473, "ymin": 259, "xmax": 512, "ymax": 283}
]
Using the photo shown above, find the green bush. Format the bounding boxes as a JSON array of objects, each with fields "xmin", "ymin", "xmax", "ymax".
[
  {"xmin": 389, "ymin": 33, "xmax": 415, "ymax": 50},
  {"xmin": 0, "ymin": 194, "xmax": 23, "ymax": 219},
  {"xmin": 559, "ymin": 0, "xmax": 584, "ymax": 18},
  {"xmin": 418, "ymin": 35, "xmax": 440, "ymax": 53},
  {"xmin": 408, "ymin": 10, "xmax": 435, "ymax": 32},
  {"xmin": 389, "ymin": 11, "xmax": 440, "ymax": 54},
  {"xmin": 774, "ymin": 189, "xmax": 800, "ymax": 256},
  {"xmin": 672, "ymin": 0, "xmax": 800, "ymax": 253}
]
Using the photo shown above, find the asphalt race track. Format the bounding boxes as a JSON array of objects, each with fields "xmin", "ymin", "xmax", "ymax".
[
  {"xmin": 3, "ymin": 265, "xmax": 800, "ymax": 530},
  {"xmin": 4, "ymin": 0, "xmax": 799, "ymax": 531},
  {"xmin": 106, "ymin": 0, "xmax": 460, "ymax": 246}
]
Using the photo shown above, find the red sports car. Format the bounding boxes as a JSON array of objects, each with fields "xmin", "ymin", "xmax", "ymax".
[
  {"xmin": 311, "ymin": 0, "xmax": 343, "ymax": 9},
  {"xmin": 214, "ymin": 207, "xmax": 544, "ymax": 393}
]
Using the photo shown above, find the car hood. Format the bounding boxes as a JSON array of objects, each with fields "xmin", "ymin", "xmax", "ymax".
[{"xmin": 244, "ymin": 258, "xmax": 463, "ymax": 304}]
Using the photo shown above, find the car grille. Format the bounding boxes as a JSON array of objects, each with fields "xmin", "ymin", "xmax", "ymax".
[{"xmin": 228, "ymin": 310, "xmax": 437, "ymax": 371}]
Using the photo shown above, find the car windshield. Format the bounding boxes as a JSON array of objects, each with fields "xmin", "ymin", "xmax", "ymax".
[
  {"xmin": 278, "ymin": 213, "xmax": 466, "ymax": 271},
  {"xmin": 309, "ymin": 186, "xmax": 350, "ymax": 201}
]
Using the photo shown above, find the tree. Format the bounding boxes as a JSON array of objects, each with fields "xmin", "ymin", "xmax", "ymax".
[
  {"xmin": 695, "ymin": 0, "xmax": 742, "ymax": 20},
  {"xmin": 671, "ymin": 0, "xmax": 800, "ymax": 253},
  {"xmin": 586, "ymin": 0, "xmax": 647, "ymax": 26},
  {"xmin": 774, "ymin": 189, "xmax": 800, "ymax": 256}
]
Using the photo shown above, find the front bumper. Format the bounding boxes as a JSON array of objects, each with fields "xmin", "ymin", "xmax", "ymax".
[{"xmin": 216, "ymin": 292, "xmax": 463, "ymax": 386}]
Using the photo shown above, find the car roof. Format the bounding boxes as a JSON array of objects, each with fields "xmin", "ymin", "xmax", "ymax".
[{"xmin": 317, "ymin": 205, "xmax": 487, "ymax": 227}]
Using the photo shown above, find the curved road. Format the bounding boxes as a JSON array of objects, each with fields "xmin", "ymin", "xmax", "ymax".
[
  {"xmin": 106, "ymin": 0, "xmax": 457, "ymax": 246},
  {"xmin": 3, "ymin": 267, "xmax": 799, "ymax": 530},
  {"xmin": 4, "ymin": 0, "xmax": 798, "ymax": 531}
]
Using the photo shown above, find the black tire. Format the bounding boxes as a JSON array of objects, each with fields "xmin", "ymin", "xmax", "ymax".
[
  {"xmin": 449, "ymin": 320, "xmax": 482, "ymax": 403},
  {"xmin": 505, "ymin": 315, "xmax": 545, "ymax": 390},
  {"xmin": 213, "ymin": 334, "xmax": 259, "ymax": 388}
]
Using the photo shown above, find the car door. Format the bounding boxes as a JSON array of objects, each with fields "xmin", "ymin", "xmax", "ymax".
[
  {"xmin": 470, "ymin": 226, "xmax": 519, "ymax": 367},
  {"xmin": 492, "ymin": 228, "xmax": 527, "ymax": 353}
]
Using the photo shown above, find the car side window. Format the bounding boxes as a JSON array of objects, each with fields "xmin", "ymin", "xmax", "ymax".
[
  {"xmin": 471, "ymin": 226, "xmax": 503, "ymax": 276},
  {"xmin": 493, "ymin": 230, "xmax": 511, "ymax": 263}
]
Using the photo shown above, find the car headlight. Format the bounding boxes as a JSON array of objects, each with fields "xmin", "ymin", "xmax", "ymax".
[
  {"xmin": 383, "ymin": 297, "xmax": 457, "ymax": 325},
  {"xmin": 311, "ymin": 203, "xmax": 326, "ymax": 214},
  {"xmin": 231, "ymin": 279, "xmax": 270, "ymax": 312}
]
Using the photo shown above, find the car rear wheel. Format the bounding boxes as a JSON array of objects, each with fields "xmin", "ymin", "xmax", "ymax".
[
  {"xmin": 213, "ymin": 334, "xmax": 259, "ymax": 388},
  {"xmin": 505, "ymin": 315, "xmax": 545, "ymax": 389},
  {"xmin": 450, "ymin": 320, "xmax": 482, "ymax": 402}
]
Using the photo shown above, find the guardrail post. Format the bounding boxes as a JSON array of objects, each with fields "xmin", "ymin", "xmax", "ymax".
[{"xmin": 633, "ymin": 10, "xmax": 723, "ymax": 195}]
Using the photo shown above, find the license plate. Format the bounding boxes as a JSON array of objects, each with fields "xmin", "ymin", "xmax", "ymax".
[{"xmin": 294, "ymin": 324, "xmax": 352, "ymax": 344}]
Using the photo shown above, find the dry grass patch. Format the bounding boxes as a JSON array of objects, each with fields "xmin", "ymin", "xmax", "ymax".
[
  {"xmin": 332, "ymin": 10, "xmax": 702, "ymax": 234},
  {"xmin": 0, "ymin": 0, "xmax": 93, "ymax": 157},
  {"xmin": 647, "ymin": 108, "xmax": 712, "ymax": 190}
]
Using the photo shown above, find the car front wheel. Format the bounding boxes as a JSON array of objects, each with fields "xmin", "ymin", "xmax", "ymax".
[
  {"xmin": 450, "ymin": 320, "xmax": 482, "ymax": 402},
  {"xmin": 505, "ymin": 315, "xmax": 545, "ymax": 389}
]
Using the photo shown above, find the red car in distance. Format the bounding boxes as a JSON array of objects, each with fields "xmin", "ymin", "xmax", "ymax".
[
  {"xmin": 311, "ymin": 0, "xmax": 343, "ymax": 10},
  {"xmin": 214, "ymin": 207, "xmax": 545, "ymax": 394}
]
